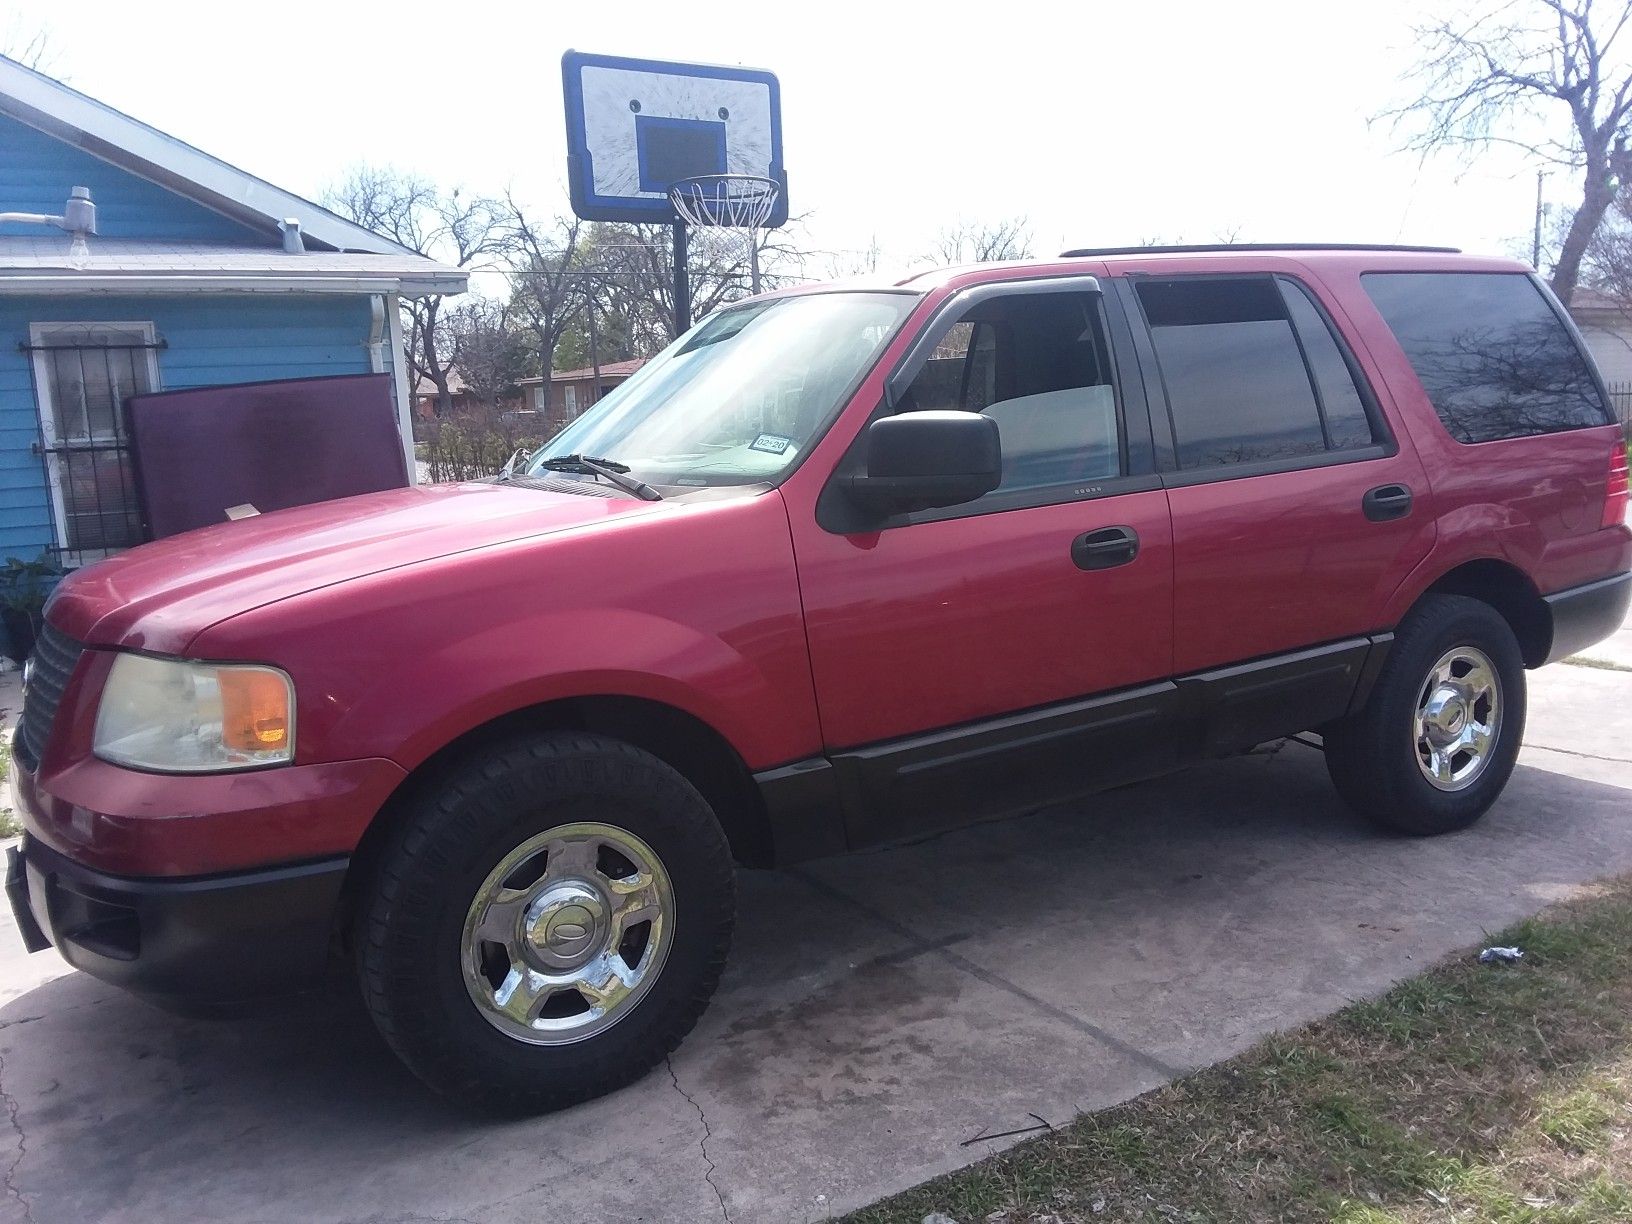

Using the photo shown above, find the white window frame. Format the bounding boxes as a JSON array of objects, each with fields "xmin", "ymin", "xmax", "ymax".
[
  {"xmin": 28, "ymin": 321, "xmax": 161, "ymax": 563},
  {"xmin": 564, "ymin": 383, "xmax": 578, "ymax": 416}
]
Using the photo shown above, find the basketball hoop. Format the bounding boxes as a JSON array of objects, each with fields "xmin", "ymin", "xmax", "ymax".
[
  {"xmin": 668, "ymin": 174, "xmax": 781, "ymax": 230},
  {"xmin": 669, "ymin": 175, "xmax": 781, "ymax": 296}
]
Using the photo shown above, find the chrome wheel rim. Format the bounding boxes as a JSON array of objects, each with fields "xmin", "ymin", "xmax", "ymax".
[
  {"xmin": 461, "ymin": 822, "xmax": 674, "ymax": 1045},
  {"xmin": 1414, "ymin": 645, "xmax": 1502, "ymax": 792}
]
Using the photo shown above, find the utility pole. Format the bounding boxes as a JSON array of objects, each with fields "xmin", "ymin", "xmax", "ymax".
[
  {"xmin": 672, "ymin": 220, "xmax": 690, "ymax": 337},
  {"xmin": 584, "ymin": 282, "xmax": 602, "ymax": 411},
  {"xmin": 1533, "ymin": 169, "xmax": 1545, "ymax": 270}
]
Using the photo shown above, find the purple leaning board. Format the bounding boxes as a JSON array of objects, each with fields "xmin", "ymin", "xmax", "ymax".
[{"xmin": 126, "ymin": 373, "xmax": 408, "ymax": 539}]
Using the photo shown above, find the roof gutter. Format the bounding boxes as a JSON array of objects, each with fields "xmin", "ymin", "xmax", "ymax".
[{"xmin": 0, "ymin": 273, "xmax": 468, "ymax": 296}]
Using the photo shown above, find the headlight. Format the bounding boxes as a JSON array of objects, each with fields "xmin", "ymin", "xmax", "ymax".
[{"xmin": 94, "ymin": 654, "xmax": 295, "ymax": 772}]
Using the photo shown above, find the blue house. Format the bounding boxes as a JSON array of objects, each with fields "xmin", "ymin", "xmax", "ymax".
[{"xmin": 0, "ymin": 54, "xmax": 466, "ymax": 569}]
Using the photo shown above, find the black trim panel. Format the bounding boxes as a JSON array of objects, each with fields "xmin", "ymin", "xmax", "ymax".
[
  {"xmin": 1542, "ymin": 571, "xmax": 1632, "ymax": 665},
  {"xmin": 11, "ymin": 836, "xmax": 346, "ymax": 1008},
  {"xmin": 830, "ymin": 681, "xmax": 1182, "ymax": 850},
  {"xmin": 1176, "ymin": 637, "xmax": 1371, "ymax": 757},
  {"xmin": 1348, "ymin": 632, "xmax": 1395, "ymax": 715},
  {"xmin": 752, "ymin": 757, "xmax": 848, "ymax": 864},
  {"xmin": 761, "ymin": 632, "xmax": 1400, "ymax": 858}
]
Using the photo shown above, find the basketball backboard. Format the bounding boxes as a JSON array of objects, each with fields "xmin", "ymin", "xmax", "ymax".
[{"xmin": 562, "ymin": 51, "xmax": 788, "ymax": 227}]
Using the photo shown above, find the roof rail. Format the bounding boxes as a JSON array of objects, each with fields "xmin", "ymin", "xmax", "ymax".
[{"xmin": 1059, "ymin": 242, "xmax": 1462, "ymax": 258}]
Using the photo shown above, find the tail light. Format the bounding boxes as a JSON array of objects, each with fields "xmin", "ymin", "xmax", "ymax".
[{"xmin": 1606, "ymin": 442, "xmax": 1630, "ymax": 529}]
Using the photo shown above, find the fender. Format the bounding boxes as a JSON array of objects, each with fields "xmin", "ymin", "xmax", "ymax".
[
  {"xmin": 1378, "ymin": 503, "xmax": 1544, "ymax": 629},
  {"xmin": 335, "ymin": 607, "xmax": 798, "ymax": 774},
  {"xmin": 188, "ymin": 491, "xmax": 825, "ymax": 776}
]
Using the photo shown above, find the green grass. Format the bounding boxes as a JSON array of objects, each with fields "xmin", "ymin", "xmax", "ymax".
[{"xmin": 844, "ymin": 879, "xmax": 1632, "ymax": 1224}]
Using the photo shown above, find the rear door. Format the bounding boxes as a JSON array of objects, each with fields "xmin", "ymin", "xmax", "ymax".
[{"xmin": 1120, "ymin": 272, "xmax": 1434, "ymax": 750}]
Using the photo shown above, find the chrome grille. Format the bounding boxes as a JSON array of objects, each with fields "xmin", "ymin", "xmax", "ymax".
[{"xmin": 15, "ymin": 623, "xmax": 84, "ymax": 770}]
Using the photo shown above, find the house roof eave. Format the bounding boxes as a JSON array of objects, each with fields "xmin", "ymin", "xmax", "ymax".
[{"xmin": 0, "ymin": 54, "xmax": 418, "ymax": 256}]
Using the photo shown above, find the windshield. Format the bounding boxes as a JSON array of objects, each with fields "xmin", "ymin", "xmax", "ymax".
[{"xmin": 527, "ymin": 291, "xmax": 916, "ymax": 489}]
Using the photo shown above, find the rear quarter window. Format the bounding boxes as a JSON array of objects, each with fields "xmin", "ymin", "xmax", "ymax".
[{"xmin": 1362, "ymin": 271, "xmax": 1611, "ymax": 443}]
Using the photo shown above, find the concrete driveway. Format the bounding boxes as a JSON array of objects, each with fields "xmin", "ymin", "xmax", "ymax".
[{"xmin": 3, "ymin": 658, "xmax": 1631, "ymax": 1224}]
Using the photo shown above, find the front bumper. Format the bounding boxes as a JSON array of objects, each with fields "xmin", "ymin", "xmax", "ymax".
[{"xmin": 6, "ymin": 834, "xmax": 347, "ymax": 1007}]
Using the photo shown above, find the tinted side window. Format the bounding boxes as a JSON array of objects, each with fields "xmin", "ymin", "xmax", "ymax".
[
  {"xmin": 898, "ymin": 292, "xmax": 1121, "ymax": 494},
  {"xmin": 1278, "ymin": 278, "xmax": 1377, "ymax": 450},
  {"xmin": 1138, "ymin": 278, "xmax": 1326, "ymax": 468},
  {"xmin": 1362, "ymin": 272, "xmax": 1611, "ymax": 443}
]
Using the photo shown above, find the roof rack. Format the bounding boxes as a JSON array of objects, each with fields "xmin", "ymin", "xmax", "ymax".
[{"xmin": 1059, "ymin": 242, "xmax": 1462, "ymax": 258}]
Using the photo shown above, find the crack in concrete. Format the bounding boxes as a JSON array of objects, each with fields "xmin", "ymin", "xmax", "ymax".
[
  {"xmin": 1527, "ymin": 742, "xmax": 1632, "ymax": 765},
  {"xmin": 0, "ymin": 1049, "xmax": 34, "ymax": 1224},
  {"xmin": 667, "ymin": 1055, "xmax": 729, "ymax": 1224}
]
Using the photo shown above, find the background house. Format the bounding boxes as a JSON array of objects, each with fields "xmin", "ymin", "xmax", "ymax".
[
  {"xmin": 1568, "ymin": 288, "xmax": 1632, "ymax": 427},
  {"xmin": 0, "ymin": 54, "xmax": 465, "ymax": 569},
  {"xmin": 519, "ymin": 358, "xmax": 645, "ymax": 426}
]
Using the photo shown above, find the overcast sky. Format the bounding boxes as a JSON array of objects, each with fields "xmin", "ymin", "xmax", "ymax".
[{"xmin": 12, "ymin": 0, "xmax": 1570, "ymax": 280}]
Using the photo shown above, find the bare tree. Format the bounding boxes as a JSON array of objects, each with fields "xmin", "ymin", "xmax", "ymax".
[
  {"xmin": 445, "ymin": 297, "xmax": 527, "ymax": 411},
  {"xmin": 501, "ymin": 196, "xmax": 583, "ymax": 386},
  {"xmin": 2, "ymin": 19, "xmax": 57, "ymax": 72},
  {"xmin": 1389, "ymin": 0, "xmax": 1632, "ymax": 305},
  {"xmin": 925, "ymin": 217, "xmax": 1033, "ymax": 265},
  {"xmin": 820, "ymin": 236, "xmax": 886, "ymax": 280},
  {"xmin": 590, "ymin": 222, "xmax": 804, "ymax": 347},
  {"xmin": 321, "ymin": 165, "xmax": 502, "ymax": 414}
]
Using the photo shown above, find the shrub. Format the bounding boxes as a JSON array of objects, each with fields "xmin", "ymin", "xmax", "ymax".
[{"xmin": 416, "ymin": 408, "xmax": 551, "ymax": 484}]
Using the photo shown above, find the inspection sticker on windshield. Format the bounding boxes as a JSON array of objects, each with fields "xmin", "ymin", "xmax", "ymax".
[{"xmin": 749, "ymin": 433, "xmax": 793, "ymax": 455}]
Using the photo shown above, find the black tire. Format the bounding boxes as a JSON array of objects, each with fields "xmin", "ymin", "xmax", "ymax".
[
  {"xmin": 1324, "ymin": 594, "xmax": 1527, "ymax": 836},
  {"xmin": 356, "ymin": 732, "xmax": 735, "ymax": 1112}
]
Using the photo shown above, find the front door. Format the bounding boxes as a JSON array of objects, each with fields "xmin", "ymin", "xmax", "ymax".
[{"xmin": 786, "ymin": 278, "xmax": 1178, "ymax": 846}]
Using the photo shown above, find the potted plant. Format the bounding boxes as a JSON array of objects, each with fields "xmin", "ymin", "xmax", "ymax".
[{"xmin": 0, "ymin": 554, "xmax": 65, "ymax": 664}]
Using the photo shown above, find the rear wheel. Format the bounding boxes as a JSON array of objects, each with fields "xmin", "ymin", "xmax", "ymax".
[
  {"xmin": 1325, "ymin": 595, "xmax": 1526, "ymax": 835},
  {"xmin": 356, "ymin": 733, "xmax": 736, "ymax": 1112}
]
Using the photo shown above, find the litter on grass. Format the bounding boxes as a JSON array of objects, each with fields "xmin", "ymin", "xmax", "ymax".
[{"xmin": 1479, "ymin": 945, "xmax": 1524, "ymax": 963}]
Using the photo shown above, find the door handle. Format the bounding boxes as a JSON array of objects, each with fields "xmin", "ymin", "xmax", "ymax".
[
  {"xmin": 1361, "ymin": 484, "xmax": 1413, "ymax": 522},
  {"xmin": 1072, "ymin": 525, "xmax": 1140, "ymax": 570}
]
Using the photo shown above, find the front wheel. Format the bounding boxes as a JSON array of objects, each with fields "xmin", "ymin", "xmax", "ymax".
[
  {"xmin": 356, "ymin": 733, "xmax": 736, "ymax": 1112},
  {"xmin": 1324, "ymin": 594, "xmax": 1527, "ymax": 836}
]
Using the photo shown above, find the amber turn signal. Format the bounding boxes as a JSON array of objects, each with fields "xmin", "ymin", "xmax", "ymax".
[{"xmin": 220, "ymin": 667, "xmax": 292, "ymax": 753}]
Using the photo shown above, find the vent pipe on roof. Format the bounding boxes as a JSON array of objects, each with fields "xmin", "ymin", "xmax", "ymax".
[
  {"xmin": 278, "ymin": 218, "xmax": 303, "ymax": 253},
  {"xmin": 0, "ymin": 185, "xmax": 97, "ymax": 259}
]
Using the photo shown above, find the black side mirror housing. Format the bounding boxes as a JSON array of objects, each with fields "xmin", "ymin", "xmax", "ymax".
[{"xmin": 847, "ymin": 410, "xmax": 1001, "ymax": 514}]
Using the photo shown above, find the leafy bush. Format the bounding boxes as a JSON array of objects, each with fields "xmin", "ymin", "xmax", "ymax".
[
  {"xmin": 416, "ymin": 409, "xmax": 552, "ymax": 484},
  {"xmin": 0, "ymin": 553, "xmax": 65, "ymax": 662}
]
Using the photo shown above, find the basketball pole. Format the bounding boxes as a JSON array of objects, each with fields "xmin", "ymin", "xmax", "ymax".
[{"xmin": 672, "ymin": 219, "xmax": 691, "ymax": 336}]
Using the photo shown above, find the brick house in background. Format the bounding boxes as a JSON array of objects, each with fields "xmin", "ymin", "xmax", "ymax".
[{"xmin": 518, "ymin": 358, "xmax": 645, "ymax": 424}]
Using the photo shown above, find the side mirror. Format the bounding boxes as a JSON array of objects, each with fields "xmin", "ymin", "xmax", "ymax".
[{"xmin": 847, "ymin": 410, "xmax": 1001, "ymax": 514}]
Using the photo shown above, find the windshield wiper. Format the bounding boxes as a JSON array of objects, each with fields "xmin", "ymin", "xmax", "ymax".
[{"xmin": 536, "ymin": 454, "xmax": 663, "ymax": 501}]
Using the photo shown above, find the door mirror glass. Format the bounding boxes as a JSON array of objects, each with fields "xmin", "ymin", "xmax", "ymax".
[{"xmin": 848, "ymin": 410, "xmax": 1001, "ymax": 514}]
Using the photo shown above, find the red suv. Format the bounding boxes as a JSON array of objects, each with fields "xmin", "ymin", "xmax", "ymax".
[{"xmin": 8, "ymin": 245, "xmax": 1630, "ymax": 1110}]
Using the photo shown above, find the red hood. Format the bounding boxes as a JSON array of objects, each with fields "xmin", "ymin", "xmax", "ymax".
[{"xmin": 48, "ymin": 482, "xmax": 662, "ymax": 652}]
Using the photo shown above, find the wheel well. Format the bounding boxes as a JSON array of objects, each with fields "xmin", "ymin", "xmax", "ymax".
[
  {"xmin": 345, "ymin": 695, "xmax": 773, "ymax": 915},
  {"xmin": 1422, "ymin": 560, "xmax": 1551, "ymax": 667}
]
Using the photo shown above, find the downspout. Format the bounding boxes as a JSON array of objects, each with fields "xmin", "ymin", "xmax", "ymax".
[
  {"xmin": 366, "ymin": 294, "xmax": 386, "ymax": 374},
  {"xmin": 383, "ymin": 293, "xmax": 418, "ymax": 484}
]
